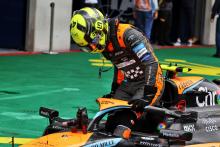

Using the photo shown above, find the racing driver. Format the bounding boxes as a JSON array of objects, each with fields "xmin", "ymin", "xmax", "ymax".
[{"xmin": 70, "ymin": 7, "xmax": 164, "ymax": 111}]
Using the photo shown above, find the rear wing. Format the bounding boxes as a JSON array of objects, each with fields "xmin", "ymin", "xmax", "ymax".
[
  {"xmin": 161, "ymin": 64, "xmax": 191, "ymax": 73},
  {"xmin": 160, "ymin": 64, "xmax": 192, "ymax": 78},
  {"xmin": 39, "ymin": 107, "xmax": 59, "ymax": 124}
]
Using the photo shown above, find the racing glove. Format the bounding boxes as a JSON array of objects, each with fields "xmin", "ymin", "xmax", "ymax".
[{"xmin": 128, "ymin": 99, "xmax": 150, "ymax": 113}]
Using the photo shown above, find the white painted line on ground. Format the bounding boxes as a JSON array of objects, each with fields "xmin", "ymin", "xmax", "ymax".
[
  {"xmin": 0, "ymin": 127, "xmax": 42, "ymax": 138},
  {"xmin": 0, "ymin": 88, "xmax": 80, "ymax": 101},
  {"xmin": 0, "ymin": 112, "xmax": 42, "ymax": 120}
]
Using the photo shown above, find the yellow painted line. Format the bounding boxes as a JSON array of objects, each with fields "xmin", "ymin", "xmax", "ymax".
[
  {"xmin": 89, "ymin": 58, "xmax": 112, "ymax": 67},
  {"xmin": 164, "ymin": 59, "xmax": 219, "ymax": 68},
  {"xmin": 0, "ymin": 137, "xmax": 34, "ymax": 145},
  {"xmin": 89, "ymin": 59, "xmax": 111, "ymax": 63},
  {"xmin": 91, "ymin": 63, "xmax": 113, "ymax": 67},
  {"xmin": 0, "ymin": 88, "xmax": 79, "ymax": 101},
  {"xmin": 164, "ymin": 59, "xmax": 187, "ymax": 63}
]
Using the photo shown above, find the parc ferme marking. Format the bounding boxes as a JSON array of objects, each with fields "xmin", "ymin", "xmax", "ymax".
[
  {"xmin": 0, "ymin": 137, "xmax": 34, "ymax": 145},
  {"xmin": 89, "ymin": 58, "xmax": 220, "ymax": 77}
]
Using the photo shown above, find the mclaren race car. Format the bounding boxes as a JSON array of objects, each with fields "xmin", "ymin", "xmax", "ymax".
[
  {"xmin": 20, "ymin": 98, "xmax": 220, "ymax": 147},
  {"xmin": 99, "ymin": 64, "xmax": 220, "ymax": 110},
  {"xmin": 155, "ymin": 64, "xmax": 220, "ymax": 109}
]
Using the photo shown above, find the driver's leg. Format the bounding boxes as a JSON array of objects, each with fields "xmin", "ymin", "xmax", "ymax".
[
  {"xmin": 133, "ymin": 111, "xmax": 165, "ymax": 133},
  {"xmin": 105, "ymin": 110, "xmax": 137, "ymax": 133},
  {"xmin": 113, "ymin": 81, "xmax": 133, "ymax": 100}
]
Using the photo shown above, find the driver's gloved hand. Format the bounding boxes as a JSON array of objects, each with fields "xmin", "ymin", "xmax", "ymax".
[{"xmin": 128, "ymin": 99, "xmax": 150, "ymax": 113}]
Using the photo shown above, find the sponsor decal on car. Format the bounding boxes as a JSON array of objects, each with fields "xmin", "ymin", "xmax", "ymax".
[
  {"xmin": 202, "ymin": 118, "xmax": 219, "ymax": 132},
  {"xmin": 100, "ymin": 100, "xmax": 114, "ymax": 105},
  {"xmin": 141, "ymin": 137, "xmax": 155, "ymax": 140},
  {"xmin": 217, "ymin": 90, "xmax": 220, "ymax": 104},
  {"xmin": 183, "ymin": 124, "xmax": 196, "ymax": 132},
  {"xmin": 202, "ymin": 118, "xmax": 217, "ymax": 125},
  {"xmin": 196, "ymin": 87, "xmax": 217, "ymax": 107},
  {"xmin": 84, "ymin": 138, "xmax": 122, "ymax": 147},
  {"xmin": 157, "ymin": 122, "xmax": 166, "ymax": 130},
  {"xmin": 139, "ymin": 141, "xmax": 162, "ymax": 147},
  {"xmin": 205, "ymin": 125, "xmax": 218, "ymax": 132},
  {"xmin": 178, "ymin": 80, "xmax": 194, "ymax": 90},
  {"xmin": 162, "ymin": 132, "xmax": 180, "ymax": 138}
]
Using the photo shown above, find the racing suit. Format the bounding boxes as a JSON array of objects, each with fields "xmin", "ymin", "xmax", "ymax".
[{"xmin": 102, "ymin": 19, "xmax": 164, "ymax": 106}]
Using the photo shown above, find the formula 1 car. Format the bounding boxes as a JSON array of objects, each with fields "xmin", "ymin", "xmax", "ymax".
[
  {"xmin": 20, "ymin": 98, "xmax": 220, "ymax": 147},
  {"xmin": 101, "ymin": 64, "xmax": 220, "ymax": 110},
  {"xmin": 155, "ymin": 64, "xmax": 220, "ymax": 109}
]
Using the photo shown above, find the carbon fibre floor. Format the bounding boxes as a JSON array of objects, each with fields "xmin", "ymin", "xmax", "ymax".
[{"xmin": 0, "ymin": 47, "xmax": 220, "ymax": 146}]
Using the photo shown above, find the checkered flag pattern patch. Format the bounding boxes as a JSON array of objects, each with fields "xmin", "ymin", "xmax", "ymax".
[{"xmin": 125, "ymin": 66, "xmax": 144, "ymax": 79}]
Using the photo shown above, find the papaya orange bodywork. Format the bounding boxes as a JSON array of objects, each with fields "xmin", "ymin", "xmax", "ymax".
[
  {"xmin": 96, "ymin": 98, "xmax": 129, "ymax": 111},
  {"xmin": 20, "ymin": 132, "xmax": 93, "ymax": 147},
  {"xmin": 171, "ymin": 76, "xmax": 203, "ymax": 94},
  {"xmin": 185, "ymin": 143, "xmax": 220, "ymax": 147}
]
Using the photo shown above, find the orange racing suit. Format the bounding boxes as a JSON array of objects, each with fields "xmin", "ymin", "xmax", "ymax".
[{"xmin": 102, "ymin": 19, "xmax": 164, "ymax": 105}]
